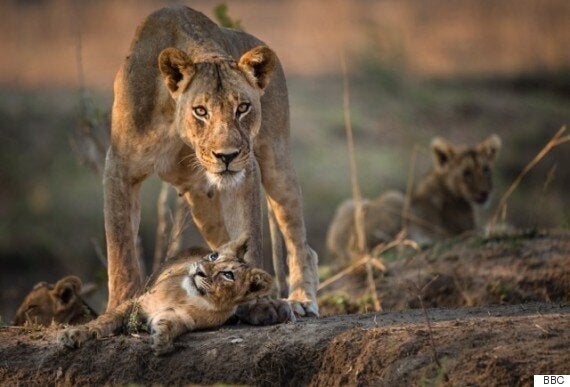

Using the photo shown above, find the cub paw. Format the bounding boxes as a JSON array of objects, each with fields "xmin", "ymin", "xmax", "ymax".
[
  {"xmin": 151, "ymin": 337, "xmax": 175, "ymax": 356},
  {"xmin": 58, "ymin": 327, "xmax": 92, "ymax": 348},
  {"xmin": 236, "ymin": 298, "xmax": 296, "ymax": 326}
]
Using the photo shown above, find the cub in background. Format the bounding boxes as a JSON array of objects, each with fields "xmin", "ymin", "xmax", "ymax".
[
  {"xmin": 13, "ymin": 275, "xmax": 97, "ymax": 326},
  {"xmin": 327, "ymin": 135, "xmax": 501, "ymax": 262}
]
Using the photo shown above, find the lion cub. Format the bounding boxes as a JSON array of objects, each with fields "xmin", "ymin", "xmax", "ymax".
[
  {"xmin": 58, "ymin": 236, "xmax": 273, "ymax": 354},
  {"xmin": 13, "ymin": 276, "xmax": 97, "ymax": 326},
  {"xmin": 327, "ymin": 135, "xmax": 501, "ymax": 261}
]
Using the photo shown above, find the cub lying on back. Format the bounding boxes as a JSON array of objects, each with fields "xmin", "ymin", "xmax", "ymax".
[
  {"xmin": 327, "ymin": 135, "xmax": 501, "ymax": 262},
  {"xmin": 58, "ymin": 236, "xmax": 273, "ymax": 354}
]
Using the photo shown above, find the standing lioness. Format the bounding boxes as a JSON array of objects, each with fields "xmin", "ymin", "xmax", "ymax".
[{"xmin": 105, "ymin": 6, "xmax": 318, "ymax": 317}]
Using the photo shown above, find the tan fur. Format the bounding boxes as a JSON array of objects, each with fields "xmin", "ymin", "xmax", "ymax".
[
  {"xmin": 104, "ymin": 6, "xmax": 318, "ymax": 317},
  {"xmin": 58, "ymin": 237, "xmax": 275, "ymax": 355},
  {"xmin": 327, "ymin": 135, "xmax": 501, "ymax": 261},
  {"xmin": 13, "ymin": 276, "xmax": 97, "ymax": 326}
]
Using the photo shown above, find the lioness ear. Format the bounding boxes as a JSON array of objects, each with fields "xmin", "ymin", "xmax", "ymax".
[
  {"xmin": 477, "ymin": 134, "xmax": 502, "ymax": 162},
  {"xmin": 245, "ymin": 269, "xmax": 273, "ymax": 300},
  {"xmin": 52, "ymin": 276, "xmax": 82, "ymax": 309},
  {"xmin": 158, "ymin": 48, "xmax": 194, "ymax": 97},
  {"xmin": 238, "ymin": 46, "xmax": 277, "ymax": 91},
  {"xmin": 431, "ymin": 137, "xmax": 455, "ymax": 170}
]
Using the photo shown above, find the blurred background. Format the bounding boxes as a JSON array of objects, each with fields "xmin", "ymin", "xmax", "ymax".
[{"xmin": 1, "ymin": 0, "xmax": 569, "ymax": 320}]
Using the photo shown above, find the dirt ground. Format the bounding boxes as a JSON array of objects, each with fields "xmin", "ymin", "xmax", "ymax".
[
  {"xmin": 0, "ymin": 303, "xmax": 568, "ymax": 386},
  {"xmin": 319, "ymin": 230, "xmax": 570, "ymax": 315},
  {"xmin": 1, "ymin": 232, "xmax": 568, "ymax": 385}
]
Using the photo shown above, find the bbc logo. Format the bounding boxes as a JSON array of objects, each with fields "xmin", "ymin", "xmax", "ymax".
[{"xmin": 534, "ymin": 375, "xmax": 569, "ymax": 386}]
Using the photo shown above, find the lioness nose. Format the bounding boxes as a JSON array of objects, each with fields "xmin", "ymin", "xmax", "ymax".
[{"xmin": 213, "ymin": 150, "xmax": 239, "ymax": 166}]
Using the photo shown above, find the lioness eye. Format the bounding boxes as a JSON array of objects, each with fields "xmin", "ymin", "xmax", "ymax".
[
  {"xmin": 236, "ymin": 102, "xmax": 250, "ymax": 116},
  {"xmin": 482, "ymin": 165, "xmax": 491, "ymax": 175},
  {"xmin": 193, "ymin": 106, "xmax": 208, "ymax": 117},
  {"xmin": 463, "ymin": 169, "xmax": 472, "ymax": 178},
  {"xmin": 222, "ymin": 271, "xmax": 234, "ymax": 281},
  {"xmin": 208, "ymin": 252, "xmax": 219, "ymax": 261}
]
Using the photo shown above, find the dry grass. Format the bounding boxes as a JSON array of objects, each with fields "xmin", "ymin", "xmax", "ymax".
[{"xmin": 488, "ymin": 126, "xmax": 570, "ymax": 232}]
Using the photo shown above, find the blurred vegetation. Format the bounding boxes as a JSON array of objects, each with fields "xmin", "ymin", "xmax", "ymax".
[{"xmin": 1, "ymin": 1, "xmax": 569, "ymax": 321}]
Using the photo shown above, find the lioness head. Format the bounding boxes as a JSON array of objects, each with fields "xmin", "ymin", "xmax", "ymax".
[
  {"xmin": 13, "ymin": 276, "xmax": 95, "ymax": 326},
  {"xmin": 182, "ymin": 236, "xmax": 273, "ymax": 310},
  {"xmin": 158, "ymin": 46, "xmax": 277, "ymax": 189},
  {"xmin": 431, "ymin": 134, "xmax": 501, "ymax": 205}
]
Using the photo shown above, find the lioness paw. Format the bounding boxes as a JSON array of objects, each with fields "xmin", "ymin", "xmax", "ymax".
[
  {"xmin": 58, "ymin": 327, "xmax": 92, "ymax": 348},
  {"xmin": 289, "ymin": 299, "xmax": 319, "ymax": 318},
  {"xmin": 236, "ymin": 298, "xmax": 295, "ymax": 326}
]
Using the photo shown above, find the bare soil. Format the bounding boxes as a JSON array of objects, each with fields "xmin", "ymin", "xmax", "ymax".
[
  {"xmin": 319, "ymin": 230, "xmax": 570, "ymax": 315},
  {"xmin": 0, "ymin": 303, "xmax": 568, "ymax": 386},
  {"xmin": 1, "ymin": 232, "xmax": 568, "ymax": 386}
]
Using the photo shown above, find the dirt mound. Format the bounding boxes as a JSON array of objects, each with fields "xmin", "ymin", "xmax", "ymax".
[
  {"xmin": 0, "ymin": 303, "xmax": 567, "ymax": 385},
  {"xmin": 319, "ymin": 231, "xmax": 570, "ymax": 315}
]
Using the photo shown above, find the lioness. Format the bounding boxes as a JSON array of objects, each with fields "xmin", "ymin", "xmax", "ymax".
[
  {"xmin": 58, "ymin": 237, "xmax": 275, "ymax": 355},
  {"xmin": 327, "ymin": 135, "xmax": 501, "ymax": 261},
  {"xmin": 104, "ymin": 6, "xmax": 318, "ymax": 317},
  {"xmin": 13, "ymin": 276, "xmax": 97, "ymax": 326}
]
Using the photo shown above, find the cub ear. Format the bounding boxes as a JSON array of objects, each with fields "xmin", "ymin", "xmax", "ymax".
[
  {"xmin": 238, "ymin": 46, "xmax": 277, "ymax": 92},
  {"xmin": 431, "ymin": 137, "xmax": 455, "ymax": 170},
  {"xmin": 51, "ymin": 276, "xmax": 82, "ymax": 309},
  {"xmin": 221, "ymin": 234, "xmax": 249, "ymax": 261},
  {"xmin": 158, "ymin": 48, "xmax": 194, "ymax": 97},
  {"xmin": 477, "ymin": 134, "xmax": 502, "ymax": 161},
  {"xmin": 244, "ymin": 269, "xmax": 273, "ymax": 300}
]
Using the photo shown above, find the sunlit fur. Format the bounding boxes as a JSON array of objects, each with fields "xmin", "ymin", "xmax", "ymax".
[
  {"xmin": 58, "ymin": 237, "xmax": 273, "ymax": 355},
  {"xmin": 327, "ymin": 135, "xmax": 502, "ymax": 261}
]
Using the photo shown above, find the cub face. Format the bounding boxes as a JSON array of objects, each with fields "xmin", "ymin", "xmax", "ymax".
[
  {"xmin": 182, "ymin": 236, "xmax": 273, "ymax": 310},
  {"xmin": 13, "ymin": 276, "xmax": 93, "ymax": 326},
  {"xmin": 431, "ymin": 135, "xmax": 502, "ymax": 205},
  {"xmin": 158, "ymin": 46, "xmax": 277, "ymax": 188}
]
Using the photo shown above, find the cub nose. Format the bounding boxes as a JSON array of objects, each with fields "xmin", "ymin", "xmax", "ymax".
[
  {"xmin": 476, "ymin": 191, "xmax": 489, "ymax": 203},
  {"xmin": 213, "ymin": 150, "xmax": 240, "ymax": 166}
]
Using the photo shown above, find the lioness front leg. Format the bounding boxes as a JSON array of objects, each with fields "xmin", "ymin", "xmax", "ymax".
[
  {"xmin": 149, "ymin": 309, "xmax": 194, "ymax": 355},
  {"xmin": 104, "ymin": 150, "xmax": 146, "ymax": 311},
  {"xmin": 260, "ymin": 156, "xmax": 319, "ymax": 317}
]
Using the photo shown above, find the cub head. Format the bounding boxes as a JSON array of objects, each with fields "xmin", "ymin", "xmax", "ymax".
[
  {"xmin": 158, "ymin": 46, "xmax": 277, "ymax": 189},
  {"xmin": 431, "ymin": 134, "xmax": 501, "ymax": 205},
  {"xmin": 13, "ymin": 276, "xmax": 94, "ymax": 326},
  {"xmin": 182, "ymin": 236, "xmax": 273, "ymax": 310}
]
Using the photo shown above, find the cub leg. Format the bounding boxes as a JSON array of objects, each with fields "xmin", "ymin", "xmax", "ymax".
[
  {"xmin": 149, "ymin": 308, "xmax": 195, "ymax": 355},
  {"xmin": 58, "ymin": 300, "xmax": 134, "ymax": 348}
]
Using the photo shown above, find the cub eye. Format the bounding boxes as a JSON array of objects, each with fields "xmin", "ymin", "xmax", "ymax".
[
  {"xmin": 193, "ymin": 106, "xmax": 208, "ymax": 118},
  {"xmin": 482, "ymin": 165, "xmax": 491, "ymax": 175},
  {"xmin": 222, "ymin": 271, "xmax": 234, "ymax": 281},
  {"xmin": 463, "ymin": 169, "xmax": 473, "ymax": 178},
  {"xmin": 236, "ymin": 102, "xmax": 250, "ymax": 116},
  {"xmin": 208, "ymin": 252, "xmax": 219, "ymax": 261}
]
